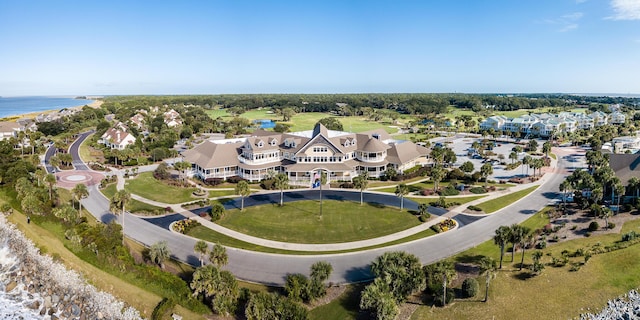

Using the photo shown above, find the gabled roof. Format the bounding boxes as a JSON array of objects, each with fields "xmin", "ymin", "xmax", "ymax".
[
  {"xmin": 610, "ymin": 154, "xmax": 640, "ymax": 186},
  {"xmin": 101, "ymin": 128, "xmax": 135, "ymax": 145},
  {"xmin": 0, "ymin": 121, "xmax": 21, "ymax": 134},
  {"xmin": 183, "ymin": 140, "xmax": 243, "ymax": 169},
  {"xmin": 386, "ymin": 142, "xmax": 429, "ymax": 164}
]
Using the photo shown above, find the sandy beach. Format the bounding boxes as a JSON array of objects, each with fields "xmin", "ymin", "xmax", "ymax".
[{"xmin": 2, "ymin": 99, "xmax": 103, "ymax": 122}]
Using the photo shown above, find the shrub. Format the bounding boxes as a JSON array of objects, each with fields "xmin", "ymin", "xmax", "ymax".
[
  {"xmin": 210, "ymin": 203, "xmax": 225, "ymax": 221},
  {"xmin": 172, "ymin": 219, "xmax": 201, "ymax": 234},
  {"xmin": 607, "ymin": 222, "xmax": 615, "ymax": 229},
  {"xmin": 622, "ymin": 231, "xmax": 639, "ymax": 242},
  {"xmin": 536, "ymin": 241, "xmax": 547, "ymax": 249},
  {"xmin": 588, "ymin": 221, "xmax": 600, "ymax": 232},
  {"xmin": 226, "ymin": 176, "xmax": 245, "ymax": 184},
  {"xmin": 260, "ymin": 179, "xmax": 275, "ymax": 190},
  {"xmin": 469, "ymin": 187, "xmax": 486, "ymax": 194},
  {"xmin": 151, "ymin": 298, "xmax": 176, "ymax": 320},
  {"xmin": 421, "ymin": 189, "xmax": 436, "ymax": 196},
  {"xmin": 203, "ymin": 178, "xmax": 224, "ymax": 186},
  {"xmin": 433, "ymin": 287, "xmax": 455, "ymax": 307},
  {"xmin": 461, "ymin": 278, "xmax": 479, "ymax": 298},
  {"xmin": 467, "ymin": 205, "xmax": 483, "ymax": 212},
  {"xmin": 419, "ymin": 214, "xmax": 430, "ymax": 222},
  {"xmin": 439, "ymin": 187, "xmax": 460, "ymax": 196}
]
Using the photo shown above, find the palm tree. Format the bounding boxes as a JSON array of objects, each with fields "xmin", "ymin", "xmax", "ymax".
[
  {"xmin": 628, "ymin": 177, "xmax": 640, "ymax": 201},
  {"xmin": 110, "ymin": 190, "xmax": 131, "ymax": 245},
  {"xmin": 273, "ymin": 173, "xmax": 289, "ymax": 207},
  {"xmin": 72, "ymin": 183, "xmax": 89, "ymax": 212},
  {"xmin": 395, "ymin": 183, "xmax": 409, "ymax": 211},
  {"xmin": 518, "ymin": 227, "xmax": 533, "ymax": 271},
  {"xmin": 522, "ymin": 155, "xmax": 532, "ymax": 176},
  {"xmin": 559, "ymin": 180, "xmax": 570, "ymax": 204},
  {"xmin": 44, "ymin": 173, "xmax": 57, "ymax": 201},
  {"xmin": 430, "ymin": 166, "xmax": 445, "ymax": 191},
  {"xmin": 234, "ymin": 180, "xmax": 250, "ymax": 211},
  {"xmin": 493, "ymin": 226, "xmax": 511, "ymax": 269},
  {"xmin": 353, "ymin": 172, "xmax": 369, "ymax": 205},
  {"xmin": 209, "ymin": 242, "xmax": 228, "ymax": 267},
  {"xmin": 480, "ymin": 163, "xmax": 493, "ymax": 187},
  {"xmin": 194, "ymin": 240, "xmax": 209, "ymax": 267},
  {"xmin": 508, "ymin": 224, "xmax": 524, "ymax": 262},
  {"xmin": 310, "ymin": 261, "xmax": 333, "ymax": 284},
  {"xmin": 435, "ymin": 260, "xmax": 457, "ymax": 306},
  {"xmin": 479, "ymin": 256, "xmax": 497, "ymax": 302},
  {"xmin": 149, "ymin": 241, "xmax": 171, "ymax": 269},
  {"xmin": 509, "ymin": 151, "xmax": 518, "ymax": 164}
]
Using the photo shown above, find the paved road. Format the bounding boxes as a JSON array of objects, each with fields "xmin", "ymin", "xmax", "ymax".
[{"xmin": 72, "ymin": 130, "xmax": 575, "ymax": 286}]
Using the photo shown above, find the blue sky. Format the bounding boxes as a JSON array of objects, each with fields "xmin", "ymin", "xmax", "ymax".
[{"xmin": 0, "ymin": 0, "xmax": 639, "ymax": 95}]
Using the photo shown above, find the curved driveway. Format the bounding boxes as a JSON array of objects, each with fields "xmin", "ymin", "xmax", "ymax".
[{"xmin": 72, "ymin": 131, "xmax": 577, "ymax": 286}]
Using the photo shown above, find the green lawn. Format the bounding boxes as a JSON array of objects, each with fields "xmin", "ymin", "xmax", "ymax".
[
  {"xmin": 475, "ymin": 185, "xmax": 539, "ymax": 213},
  {"xmin": 217, "ymin": 200, "xmax": 421, "ymax": 244},
  {"xmin": 124, "ymin": 172, "xmax": 198, "ymax": 204},
  {"xmin": 206, "ymin": 107, "xmax": 398, "ymax": 133},
  {"xmin": 101, "ymin": 184, "xmax": 165, "ymax": 214},
  {"xmin": 187, "ymin": 218, "xmax": 436, "ymax": 255}
]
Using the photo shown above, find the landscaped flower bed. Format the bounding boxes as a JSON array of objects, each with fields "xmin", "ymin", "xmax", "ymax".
[
  {"xmin": 431, "ymin": 218, "xmax": 457, "ymax": 233},
  {"xmin": 172, "ymin": 219, "xmax": 201, "ymax": 234}
]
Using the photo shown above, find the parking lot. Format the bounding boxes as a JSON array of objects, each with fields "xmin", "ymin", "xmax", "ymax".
[{"xmin": 429, "ymin": 134, "xmax": 546, "ymax": 181}]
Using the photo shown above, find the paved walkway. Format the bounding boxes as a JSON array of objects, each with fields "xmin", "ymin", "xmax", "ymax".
[{"xmin": 111, "ymin": 151, "xmax": 557, "ymax": 251}]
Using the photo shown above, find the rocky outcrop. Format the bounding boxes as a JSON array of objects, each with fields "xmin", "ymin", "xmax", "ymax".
[
  {"xmin": 580, "ymin": 289, "xmax": 640, "ymax": 320},
  {"xmin": 0, "ymin": 214, "xmax": 142, "ymax": 319}
]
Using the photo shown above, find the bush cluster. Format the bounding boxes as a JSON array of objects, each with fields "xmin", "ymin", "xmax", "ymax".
[
  {"xmin": 172, "ymin": 219, "xmax": 201, "ymax": 234},
  {"xmin": 431, "ymin": 218, "xmax": 456, "ymax": 233},
  {"xmin": 438, "ymin": 186, "xmax": 459, "ymax": 196},
  {"xmin": 203, "ymin": 178, "xmax": 224, "ymax": 186},
  {"xmin": 226, "ymin": 176, "xmax": 246, "ymax": 184},
  {"xmin": 469, "ymin": 187, "xmax": 487, "ymax": 194},
  {"xmin": 588, "ymin": 221, "xmax": 600, "ymax": 232},
  {"xmin": 467, "ymin": 205, "xmax": 483, "ymax": 212},
  {"xmin": 461, "ymin": 278, "xmax": 479, "ymax": 298}
]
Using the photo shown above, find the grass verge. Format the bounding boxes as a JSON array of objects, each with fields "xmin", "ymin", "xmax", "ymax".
[
  {"xmin": 124, "ymin": 172, "xmax": 197, "ymax": 204},
  {"xmin": 101, "ymin": 184, "xmax": 165, "ymax": 214},
  {"xmin": 475, "ymin": 185, "xmax": 539, "ymax": 213}
]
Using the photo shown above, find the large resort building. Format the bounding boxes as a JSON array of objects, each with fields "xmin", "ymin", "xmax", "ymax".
[{"xmin": 183, "ymin": 123, "xmax": 429, "ymax": 186}]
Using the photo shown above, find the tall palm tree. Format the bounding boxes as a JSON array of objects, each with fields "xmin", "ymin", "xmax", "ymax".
[
  {"xmin": 72, "ymin": 183, "xmax": 89, "ymax": 212},
  {"xmin": 481, "ymin": 163, "xmax": 493, "ymax": 187},
  {"xmin": 628, "ymin": 177, "xmax": 640, "ymax": 201},
  {"xmin": 209, "ymin": 243, "xmax": 228, "ymax": 267},
  {"xmin": 518, "ymin": 227, "xmax": 533, "ymax": 271},
  {"xmin": 509, "ymin": 224, "xmax": 526, "ymax": 262},
  {"xmin": 234, "ymin": 180, "xmax": 250, "ymax": 211},
  {"xmin": 273, "ymin": 173, "xmax": 289, "ymax": 207},
  {"xmin": 353, "ymin": 172, "xmax": 369, "ymax": 206},
  {"xmin": 194, "ymin": 240, "xmax": 209, "ymax": 267},
  {"xmin": 149, "ymin": 241, "xmax": 171, "ymax": 269},
  {"xmin": 110, "ymin": 190, "xmax": 131, "ymax": 245},
  {"xmin": 44, "ymin": 173, "xmax": 57, "ymax": 201},
  {"xmin": 493, "ymin": 226, "xmax": 511, "ymax": 269},
  {"xmin": 479, "ymin": 256, "xmax": 497, "ymax": 302},
  {"xmin": 395, "ymin": 183, "xmax": 409, "ymax": 211}
]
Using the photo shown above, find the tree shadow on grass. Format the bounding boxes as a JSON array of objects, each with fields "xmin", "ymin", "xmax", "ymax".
[
  {"xmin": 512, "ymin": 271, "xmax": 536, "ymax": 280},
  {"xmin": 455, "ymin": 254, "xmax": 487, "ymax": 264},
  {"xmin": 366, "ymin": 202, "xmax": 386, "ymax": 209}
]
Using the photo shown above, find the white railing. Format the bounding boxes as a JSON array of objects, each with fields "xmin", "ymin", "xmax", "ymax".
[{"xmin": 237, "ymin": 155, "xmax": 282, "ymax": 165}]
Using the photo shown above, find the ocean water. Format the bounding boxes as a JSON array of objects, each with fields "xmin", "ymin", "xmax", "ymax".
[{"xmin": 0, "ymin": 96, "xmax": 95, "ymax": 119}]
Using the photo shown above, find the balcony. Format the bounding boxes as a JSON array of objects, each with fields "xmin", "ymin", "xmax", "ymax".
[{"xmin": 238, "ymin": 155, "xmax": 282, "ymax": 165}]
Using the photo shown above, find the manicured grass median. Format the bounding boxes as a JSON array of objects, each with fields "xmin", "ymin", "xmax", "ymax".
[
  {"xmin": 217, "ymin": 200, "xmax": 421, "ymax": 244},
  {"xmin": 101, "ymin": 184, "xmax": 165, "ymax": 214},
  {"xmin": 124, "ymin": 172, "xmax": 198, "ymax": 204},
  {"xmin": 475, "ymin": 185, "xmax": 539, "ymax": 213}
]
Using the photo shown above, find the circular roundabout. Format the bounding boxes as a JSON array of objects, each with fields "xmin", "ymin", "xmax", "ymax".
[{"xmin": 55, "ymin": 170, "xmax": 105, "ymax": 189}]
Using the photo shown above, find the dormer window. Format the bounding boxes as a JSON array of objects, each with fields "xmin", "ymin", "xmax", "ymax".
[
  {"xmin": 270, "ymin": 139, "xmax": 277, "ymax": 146},
  {"xmin": 257, "ymin": 140, "xmax": 264, "ymax": 148},
  {"xmin": 344, "ymin": 140, "xmax": 350, "ymax": 147},
  {"xmin": 372, "ymin": 134, "xmax": 380, "ymax": 140}
]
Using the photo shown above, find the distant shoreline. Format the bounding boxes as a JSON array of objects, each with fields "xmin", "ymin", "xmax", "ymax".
[{"xmin": 0, "ymin": 99, "xmax": 103, "ymax": 122}]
